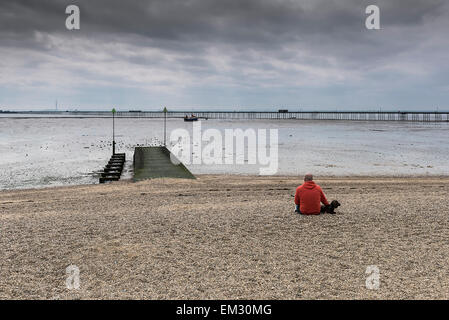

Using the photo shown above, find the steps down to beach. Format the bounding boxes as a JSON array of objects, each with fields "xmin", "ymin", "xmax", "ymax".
[
  {"xmin": 99, "ymin": 153, "xmax": 126, "ymax": 183},
  {"xmin": 133, "ymin": 146, "xmax": 195, "ymax": 181}
]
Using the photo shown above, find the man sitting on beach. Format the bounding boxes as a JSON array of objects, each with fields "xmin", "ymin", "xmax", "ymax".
[{"xmin": 294, "ymin": 173, "xmax": 329, "ymax": 215}]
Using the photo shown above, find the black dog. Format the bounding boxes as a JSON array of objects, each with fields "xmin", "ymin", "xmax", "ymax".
[{"xmin": 320, "ymin": 200, "xmax": 341, "ymax": 214}]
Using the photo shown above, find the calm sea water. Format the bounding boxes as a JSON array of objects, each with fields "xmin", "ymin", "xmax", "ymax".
[{"xmin": 1, "ymin": 116, "xmax": 448, "ymax": 190}]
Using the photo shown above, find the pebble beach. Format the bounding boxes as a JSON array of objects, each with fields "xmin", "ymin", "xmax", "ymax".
[{"xmin": 1, "ymin": 175, "xmax": 448, "ymax": 299}]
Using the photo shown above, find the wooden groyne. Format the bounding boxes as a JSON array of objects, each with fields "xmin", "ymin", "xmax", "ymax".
[{"xmin": 99, "ymin": 153, "xmax": 126, "ymax": 183}]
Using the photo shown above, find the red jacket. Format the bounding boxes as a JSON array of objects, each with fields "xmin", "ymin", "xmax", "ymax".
[{"xmin": 294, "ymin": 181, "xmax": 329, "ymax": 215}]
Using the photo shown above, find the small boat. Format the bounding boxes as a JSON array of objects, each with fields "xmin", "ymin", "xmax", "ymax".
[{"xmin": 184, "ymin": 115, "xmax": 199, "ymax": 122}]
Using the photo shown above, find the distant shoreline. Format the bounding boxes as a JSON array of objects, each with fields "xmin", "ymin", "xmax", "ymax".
[{"xmin": 2, "ymin": 174, "xmax": 449, "ymax": 193}]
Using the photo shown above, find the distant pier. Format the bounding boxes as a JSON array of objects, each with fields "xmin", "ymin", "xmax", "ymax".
[
  {"xmin": 140, "ymin": 111, "xmax": 449, "ymax": 122},
  {"xmin": 4, "ymin": 110, "xmax": 449, "ymax": 122}
]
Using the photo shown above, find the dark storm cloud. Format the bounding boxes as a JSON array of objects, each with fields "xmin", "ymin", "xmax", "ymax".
[
  {"xmin": 1, "ymin": 0, "xmax": 448, "ymax": 109},
  {"xmin": 1, "ymin": 0, "xmax": 446, "ymax": 68},
  {"xmin": 1, "ymin": 0, "xmax": 445, "ymax": 41}
]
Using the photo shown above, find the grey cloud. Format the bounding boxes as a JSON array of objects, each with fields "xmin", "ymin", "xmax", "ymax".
[
  {"xmin": 0, "ymin": 0, "xmax": 448, "ymax": 109},
  {"xmin": 1, "ymin": 1, "xmax": 445, "ymax": 39},
  {"xmin": 1, "ymin": 0, "xmax": 446, "ymax": 60}
]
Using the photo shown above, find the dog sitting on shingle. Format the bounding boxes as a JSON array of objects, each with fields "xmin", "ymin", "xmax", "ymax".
[{"xmin": 320, "ymin": 200, "xmax": 341, "ymax": 214}]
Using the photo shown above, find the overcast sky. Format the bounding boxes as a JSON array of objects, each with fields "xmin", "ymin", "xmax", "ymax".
[{"xmin": 1, "ymin": 0, "xmax": 448, "ymax": 111}]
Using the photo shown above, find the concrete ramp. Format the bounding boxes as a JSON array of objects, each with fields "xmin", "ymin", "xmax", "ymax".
[{"xmin": 133, "ymin": 146, "xmax": 195, "ymax": 181}]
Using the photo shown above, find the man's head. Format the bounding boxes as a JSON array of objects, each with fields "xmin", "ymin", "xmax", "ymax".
[{"xmin": 304, "ymin": 173, "xmax": 313, "ymax": 182}]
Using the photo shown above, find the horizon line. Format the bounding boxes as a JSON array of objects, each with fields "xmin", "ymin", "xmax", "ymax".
[{"xmin": 1, "ymin": 109, "xmax": 449, "ymax": 113}]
